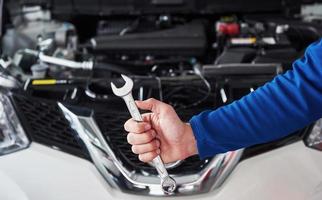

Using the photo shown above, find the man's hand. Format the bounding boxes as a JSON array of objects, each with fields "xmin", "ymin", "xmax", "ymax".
[{"xmin": 124, "ymin": 98, "xmax": 198, "ymax": 163}]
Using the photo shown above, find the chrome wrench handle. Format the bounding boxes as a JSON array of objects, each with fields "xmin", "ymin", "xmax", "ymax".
[
  {"xmin": 123, "ymin": 94, "xmax": 144, "ymax": 122},
  {"xmin": 122, "ymin": 93, "xmax": 176, "ymax": 194}
]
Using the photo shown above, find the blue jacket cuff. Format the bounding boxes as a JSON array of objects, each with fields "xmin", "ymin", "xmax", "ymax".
[{"xmin": 189, "ymin": 116, "xmax": 229, "ymax": 159}]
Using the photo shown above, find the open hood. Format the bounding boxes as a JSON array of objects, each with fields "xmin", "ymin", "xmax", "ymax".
[{"xmin": 10, "ymin": 0, "xmax": 301, "ymax": 16}]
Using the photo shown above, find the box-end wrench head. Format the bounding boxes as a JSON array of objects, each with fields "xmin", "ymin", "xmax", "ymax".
[{"xmin": 111, "ymin": 74, "xmax": 177, "ymax": 194}]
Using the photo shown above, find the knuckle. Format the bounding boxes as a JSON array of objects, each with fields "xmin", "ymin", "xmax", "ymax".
[
  {"xmin": 150, "ymin": 129, "xmax": 156, "ymax": 137},
  {"xmin": 165, "ymin": 104, "xmax": 173, "ymax": 112},
  {"xmin": 147, "ymin": 98, "xmax": 158, "ymax": 106},
  {"xmin": 145, "ymin": 131, "xmax": 154, "ymax": 142},
  {"xmin": 137, "ymin": 123, "xmax": 146, "ymax": 133},
  {"xmin": 148, "ymin": 98, "xmax": 156, "ymax": 102},
  {"xmin": 154, "ymin": 139, "xmax": 160, "ymax": 148},
  {"xmin": 151, "ymin": 140, "xmax": 158, "ymax": 149}
]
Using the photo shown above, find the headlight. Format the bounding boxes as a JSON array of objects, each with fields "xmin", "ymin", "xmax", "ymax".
[
  {"xmin": 0, "ymin": 93, "xmax": 29, "ymax": 155},
  {"xmin": 305, "ymin": 118, "xmax": 322, "ymax": 151}
]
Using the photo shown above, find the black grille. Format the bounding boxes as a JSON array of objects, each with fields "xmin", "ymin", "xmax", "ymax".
[
  {"xmin": 12, "ymin": 93, "xmax": 208, "ymax": 175},
  {"xmin": 12, "ymin": 94, "xmax": 89, "ymax": 159}
]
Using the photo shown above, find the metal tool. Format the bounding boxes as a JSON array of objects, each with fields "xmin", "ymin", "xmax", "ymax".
[{"xmin": 111, "ymin": 74, "xmax": 176, "ymax": 194}]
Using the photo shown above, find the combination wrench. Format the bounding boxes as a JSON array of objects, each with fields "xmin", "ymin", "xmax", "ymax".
[{"xmin": 111, "ymin": 74, "xmax": 176, "ymax": 194}]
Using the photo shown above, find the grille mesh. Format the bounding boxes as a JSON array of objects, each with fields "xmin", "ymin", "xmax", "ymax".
[
  {"xmin": 12, "ymin": 94, "xmax": 88, "ymax": 159},
  {"xmin": 12, "ymin": 94, "xmax": 208, "ymax": 174}
]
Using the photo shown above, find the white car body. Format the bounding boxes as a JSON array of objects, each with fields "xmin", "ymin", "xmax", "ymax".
[{"xmin": 0, "ymin": 141, "xmax": 321, "ymax": 200}]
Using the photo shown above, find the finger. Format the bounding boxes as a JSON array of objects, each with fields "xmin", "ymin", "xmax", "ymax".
[
  {"xmin": 136, "ymin": 98, "xmax": 164, "ymax": 113},
  {"xmin": 141, "ymin": 113, "xmax": 152, "ymax": 122},
  {"xmin": 138, "ymin": 150, "xmax": 160, "ymax": 163},
  {"xmin": 127, "ymin": 130, "xmax": 156, "ymax": 145},
  {"xmin": 124, "ymin": 118, "xmax": 151, "ymax": 133},
  {"xmin": 131, "ymin": 140, "xmax": 160, "ymax": 154}
]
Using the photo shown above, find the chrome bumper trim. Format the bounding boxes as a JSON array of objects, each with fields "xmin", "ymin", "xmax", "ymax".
[{"xmin": 58, "ymin": 103, "xmax": 243, "ymax": 196}]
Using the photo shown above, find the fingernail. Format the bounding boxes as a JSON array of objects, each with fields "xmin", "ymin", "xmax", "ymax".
[
  {"xmin": 156, "ymin": 140, "xmax": 160, "ymax": 147},
  {"xmin": 156, "ymin": 149, "xmax": 161, "ymax": 154}
]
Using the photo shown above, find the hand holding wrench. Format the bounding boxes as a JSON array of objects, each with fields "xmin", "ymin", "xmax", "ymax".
[{"xmin": 111, "ymin": 74, "xmax": 176, "ymax": 194}]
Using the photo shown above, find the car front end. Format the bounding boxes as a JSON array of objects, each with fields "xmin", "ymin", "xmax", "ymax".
[{"xmin": 1, "ymin": 0, "xmax": 322, "ymax": 199}]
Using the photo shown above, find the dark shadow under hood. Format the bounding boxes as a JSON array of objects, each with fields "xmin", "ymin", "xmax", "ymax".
[{"xmin": 8, "ymin": 0, "xmax": 301, "ymax": 16}]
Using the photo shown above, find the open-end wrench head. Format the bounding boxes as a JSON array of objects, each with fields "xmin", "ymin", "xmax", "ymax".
[{"xmin": 110, "ymin": 74, "xmax": 133, "ymax": 97}]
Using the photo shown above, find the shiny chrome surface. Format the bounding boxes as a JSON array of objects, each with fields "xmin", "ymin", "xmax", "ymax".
[
  {"xmin": 110, "ymin": 74, "xmax": 133, "ymax": 97},
  {"xmin": 58, "ymin": 103, "xmax": 243, "ymax": 196},
  {"xmin": 0, "ymin": 75, "xmax": 18, "ymax": 89}
]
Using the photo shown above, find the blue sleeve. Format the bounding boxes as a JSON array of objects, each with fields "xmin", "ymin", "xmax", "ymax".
[{"xmin": 190, "ymin": 39, "xmax": 322, "ymax": 159}]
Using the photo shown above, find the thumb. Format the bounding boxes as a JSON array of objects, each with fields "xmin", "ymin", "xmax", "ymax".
[{"xmin": 136, "ymin": 98, "xmax": 161, "ymax": 113}]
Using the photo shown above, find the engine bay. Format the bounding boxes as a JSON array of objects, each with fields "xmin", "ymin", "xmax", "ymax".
[{"xmin": 2, "ymin": 3, "xmax": 321, "ymax": 104}]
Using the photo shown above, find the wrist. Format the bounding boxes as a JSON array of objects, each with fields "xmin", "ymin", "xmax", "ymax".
[{"xmin": 183, "ymin": 123, "xmax": 198, "ymax": 158}]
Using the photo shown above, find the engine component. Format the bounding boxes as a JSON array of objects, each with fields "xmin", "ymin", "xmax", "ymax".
[
  {"xmin": 38, "ymin": 52, "xmax": 93, "ymax": 70},
  {"xmin": 90, "ymin": 21, "xmax": 207, "ymax": 57},
  {"xmin": 204, "ymin": 63, "xmax": 283, "ymax": 76},
  {"xmin": 30, "ymin": 62, "xmax": 48, "ymax": 78},
  {"xmin": 216, "ymin": 47, "xmax": 257, "ymax": 64},
  {"xmin": 1, "ymin": 28, "xmax": 35, "ymax": 57},
  {"xmin": 204, "ymin": 63, "xmax": 282, "ymax": 103},
  {"xmin": 216, "ymin": 22, "xmax": 240, "ymax": 36},
  {"xmin": 15, "ymin": 49, "xmax": 93, "ymax": 70},
  {"xmin": 0, "ymin": 55, "xmax": 26, "ymax": 83},
  {"xmin": 2, "ymin": 4, "xmax": 77, "ymax": 59},
  {"xmin": 254, "ymin": 48, "xmax": 299, "ymax": 65}
]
